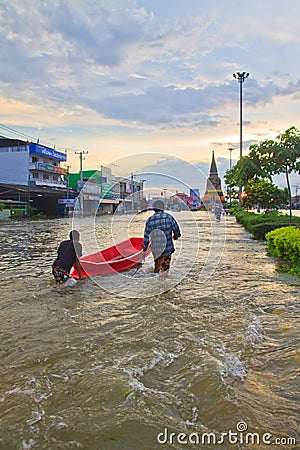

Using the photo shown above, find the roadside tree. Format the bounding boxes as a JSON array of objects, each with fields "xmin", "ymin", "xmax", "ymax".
[
  {"xmin": 242, "ymin": 180, "xmax": 288, "ymax": 210},
  {"xmin": 248, "ymin": 126, "xmax": 300, "ymax": 222}
]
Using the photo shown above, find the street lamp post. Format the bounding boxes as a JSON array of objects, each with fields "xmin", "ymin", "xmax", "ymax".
[
  {"xmin": 233, "ymin": 72, "xmax": 249, "ymax": 159},
  {"xmin": 233, "ymin": 71, "xmax": 249, "ymax": 203}
]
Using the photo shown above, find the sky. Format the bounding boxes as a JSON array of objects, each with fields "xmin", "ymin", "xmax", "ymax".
[{"xmin": 0, "ymin": 0, "xmax": 299, "ymax": 194}]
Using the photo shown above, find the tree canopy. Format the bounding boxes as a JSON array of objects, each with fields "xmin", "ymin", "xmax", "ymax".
[
  {"xmin": 242, "ymin": 180, "xmax": 288, "ymax": 210},
  {"xmin": 225, "ymin": 126, "xmax": 300, "ymax": 221}
]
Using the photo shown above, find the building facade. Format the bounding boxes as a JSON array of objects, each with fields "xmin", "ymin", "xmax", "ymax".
[
  {"xmin": 68, "ymin": 169, "xmax": 144, "ymax": 214},
  {"xmin": 0, "ymin": 138, "xmax": 145, "ymax": 217},
  {"xmin": 0, "ymin": 138, "xmax": 67, "ymax": 189},
  {"xmin": 0, "ymin": 138, "xmax": 69, "ymax": 217}
]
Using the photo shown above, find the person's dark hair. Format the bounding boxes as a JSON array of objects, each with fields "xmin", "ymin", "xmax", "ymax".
[
  {"xmin": 153, "ymin": 200, "xmax": 164, "ymax": 212},
  {"xmin": 70, "ymin": 230, "xmax": 80, "ymax": 241}
]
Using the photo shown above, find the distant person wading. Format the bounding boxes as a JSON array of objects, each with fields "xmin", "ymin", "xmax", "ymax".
[{"xmin": 142, "ymin": 200, "xmax": 181, "ymax": 277}]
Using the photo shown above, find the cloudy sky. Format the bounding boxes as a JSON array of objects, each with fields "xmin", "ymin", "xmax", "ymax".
[{"xmin": 0, "ymin": 0, "xmax": 299, "ymax": 192}]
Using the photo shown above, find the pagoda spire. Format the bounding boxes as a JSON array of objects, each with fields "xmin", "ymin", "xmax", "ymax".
[{"xmin": 209, "ymin": 150, "xmax": 218, "ymax": 176}]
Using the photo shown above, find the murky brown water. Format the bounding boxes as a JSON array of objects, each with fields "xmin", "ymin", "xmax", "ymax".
[{"xmin": 0, "ymin": 212, "xmax": 299, "ymax": 449}]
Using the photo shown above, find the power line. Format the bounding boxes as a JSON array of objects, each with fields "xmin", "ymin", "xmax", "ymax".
[
  {"xmin": 0, "ymin": 124, "xmax": 103, "ymax": 167},
  {"xmin": 0, "ymin": 124, "xmax": 84, "ymax": 154},
  {"xmin": 0, "ymin": 123, "xmax": 59, "ymax": 150},
  {"xmin": 0, "ymin": 123, "xmax": 36, "ymax": 142}
]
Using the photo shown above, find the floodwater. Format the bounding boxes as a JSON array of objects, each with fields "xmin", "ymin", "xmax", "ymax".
[{"xmin": 0, "ymin": 212, "xmax": 299, "ymax": 450}]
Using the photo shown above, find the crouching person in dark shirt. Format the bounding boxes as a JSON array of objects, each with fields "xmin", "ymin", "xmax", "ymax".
[{"xmin": 52, "ymin": 230, "xmax": 83, "ymax": 283}]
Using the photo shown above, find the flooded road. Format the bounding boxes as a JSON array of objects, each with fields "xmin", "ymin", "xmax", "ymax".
[{"xmin": 0, "ymin": 212, "xmax": 299, "ymax": 449}]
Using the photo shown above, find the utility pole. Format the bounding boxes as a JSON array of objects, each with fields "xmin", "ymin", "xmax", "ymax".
[
  {"xmin": 75, "ymin": 151, "xmax": 88, "ymax": 186},
  {"xmin": 66, "ymin": 165, "xmax": 70, "ymax": 200},
  {"xmin": 140, "ymin": 179, "xmax": 146, "ymax": 203},
  {"xmin": 75, "ymin": 150, "xmax": 88, "ymax": 214},
  {"xmin": 131, "ymin": 172, "xmax": 134, "ymax": 213},
  {"xmin": 27, "ymin": 173, "xmax": 31, "ymax": 217}
]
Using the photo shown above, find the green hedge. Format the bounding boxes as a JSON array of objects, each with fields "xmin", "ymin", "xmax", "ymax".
[
  {"xmin": 235, "ymin": 211, "xmax": 300, "ymax": 240},
  {"xmin": 266, "ymin": 226, "xmax": 300, "ymax": 276},
  {"xmin": 251, "ymin": 223, "xmax": 293, "ymax": 240}
]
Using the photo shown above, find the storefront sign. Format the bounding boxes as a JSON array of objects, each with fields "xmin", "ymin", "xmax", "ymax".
[
  {"xmin": 58, "ymin": 199, "xmax": 76, "ymax": 206},
  {"xmin": 54, "ymin": 166, "xmax": 67, "ymax": 174},
  {"xmin": 101, "ymin": 183, "xmax": 112, "ymax": 197},
  {"xmin": 29, "ymin": 143, "xmax": 67, "ymax": 161},
  {"xmin": 190, "ymin": 188, "xmax": 200, "ymax": 199},
  {"xmin": 84, "ymin": 183, "xmax": 100, "ymax": 194},
  {"xmin": 37, "ymin": 162, "xmax": 47, "ymax": 171}
]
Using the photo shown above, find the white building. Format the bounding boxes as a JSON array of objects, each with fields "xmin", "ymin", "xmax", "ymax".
[{"xmin": 0, "ymin": 138, "xmax": 67, "ymax": 189}]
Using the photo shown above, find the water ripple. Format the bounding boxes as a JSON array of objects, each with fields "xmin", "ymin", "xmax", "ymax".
[{"xmin": 0, "ymin": 214, "xmax": 299, "ymax": 449}]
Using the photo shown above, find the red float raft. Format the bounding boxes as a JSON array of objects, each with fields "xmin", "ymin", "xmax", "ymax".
[{"xmin": 70, "ymin": 237, "xmax": 150, "ymax": 279}]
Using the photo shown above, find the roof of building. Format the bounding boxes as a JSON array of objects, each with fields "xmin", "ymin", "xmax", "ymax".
[{"xmin": 0, "ymin": 137, "xmax": 29, "ymax": 148}]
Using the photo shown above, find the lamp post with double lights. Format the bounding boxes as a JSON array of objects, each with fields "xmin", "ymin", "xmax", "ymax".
[{"xmin": 233, "ymin": 71, "xmax": 249, "ymax": 203}]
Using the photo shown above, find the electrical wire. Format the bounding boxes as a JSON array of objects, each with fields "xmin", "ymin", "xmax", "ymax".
[
  {"xmin": 0, "ymin": 124, "xmax": 67, "ymax": 153},
  {"xmin": 0, "ymin": 124, "xmax": 36, "ymax": 141},
  {"xmin": 0, "ymin": 124, "xmax": 108, "ymax": 169}
]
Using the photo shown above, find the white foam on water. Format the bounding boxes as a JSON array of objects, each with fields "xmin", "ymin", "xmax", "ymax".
[
  {"xmin": 185, "ymin": 406, "xmax": 199, "ymax": 426},
  {"xmin": 51, "ymin": 373, "xmax": 70, "ymax": 382},
  {"xmin": 222, "ymin": 353, "xmax": 247, "ymax": 381},
  {"xmin": 51, "ymin": 368, "xmax": 84, "ymax": 382},
  {"xmin": 34, "ymin": 393, "xmax": 49, "ymax": 403},
  {"xmin": 6, "ymin": 387, "xmax": 36, "ymax": 396},
  {"xmin": 217, "ymin": 344, "xmax": 247, "ymax": 382},
  {"xmin": 62, "ymin": 277, "xmax": 77, "ymax": 287},
  {"xmin": 141, "ymin": 351, "xmax": 164, "ymax": 372},
  {"xmin": 126, "ymin": 374, "xmax": 170, "ymax": 400},
  {"xmin": 88, "ymin": 364, "xmax": 103, "ymax": 374},
  {"xmin": 56, "ymin": 421, "xmax": 68, "ymax": 430},
  {"xmin": 26, "ymin": 409, "xmax": 44, "ymax": 426},
  {"xmin": 66, "ymin": 440, "xmax": 84, "ymax": 448},
  {"xmin": 114, "ymin": 350, "xmax": 181, "ymax": 402},
  {"xmin": 114, "ymin": 349, "xmax": 182, "ymax": 384},
  {"xmin": 244, "ymin": 315, "xmax": 263, "ymax": 346},
  {"xmin": 22, "ymin": 439, "xmax": 37, "ymax": 449}
]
